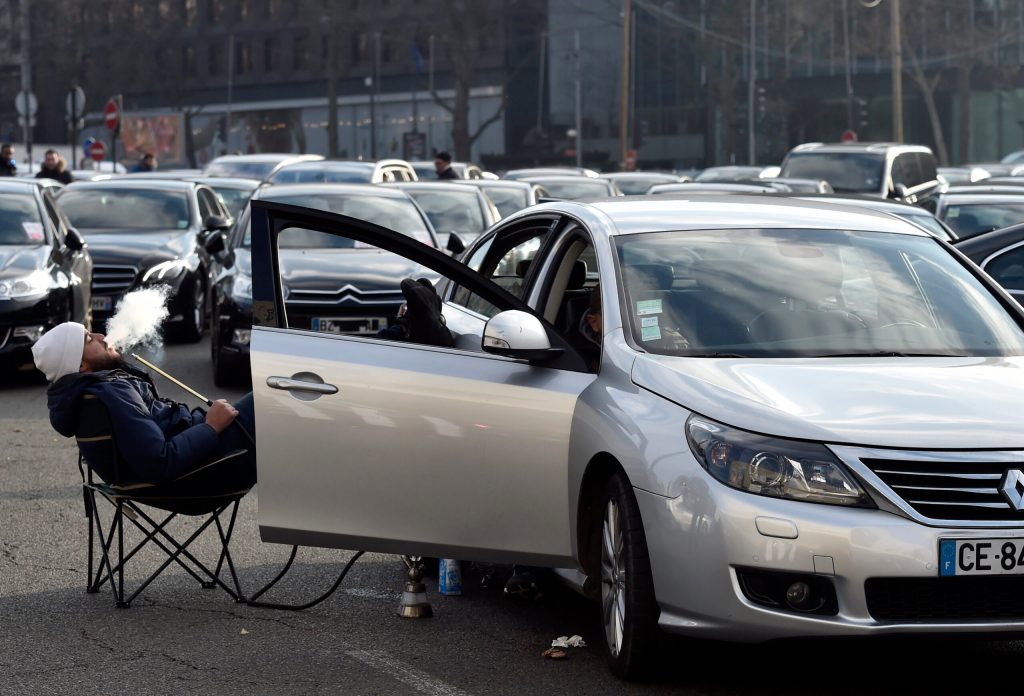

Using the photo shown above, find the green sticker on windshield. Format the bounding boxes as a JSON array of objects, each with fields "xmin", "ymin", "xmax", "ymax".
[
  {"xmin": 641, "ymin": 325, "xmax": 662, "ymax": 341},
  {"xmin": 636, "ymin": 299, "xmax": 662, "ymax": 315}
]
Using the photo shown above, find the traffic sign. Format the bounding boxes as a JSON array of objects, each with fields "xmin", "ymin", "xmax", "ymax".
[
  {"xmin": 82, "ymin": 137, "xmax": 97, "ymax": 158},
  {"xmin": 66, "ymin": 86, "xmax": 85, "ymax": 119},
  {"xmin": 841, "ymin": 129, "xmax": 858, "ymax": 143},
  {"xmin": 104, "ymin": 98, "xmax": 120, "ymax": 131},
  {"xmin": 88, "ymin": 140, "xmax": 107, "ymax": 162},
  {"xmin": 18, "ymin": 116, "xmax": 36, "ymax": 128},
  {"xmin": 14, "ymin": 91, "xmax": 37, "ymax": 117}
]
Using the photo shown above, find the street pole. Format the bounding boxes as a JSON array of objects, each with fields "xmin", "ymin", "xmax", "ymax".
[
  {"xmin": 69, "ymin": 89, "xmax": 78, "ymax": 159},
  {"xmin": 19, "ymin": 0, "xmax": 32, "ymax": 170},
  {"xmin": 842, "ymin": 0, "xmax": 854, "ymax": 131},
  {"xmin": 325, "ymin": 12, "xmax": 338, "ymax": 156},
  {"xmin": 371, "ymin": 32, "xmax": 380, "ymax": 160},
  {"xmin": 619, "ymin": 0, "xmax": 631, "ymax": 166},
  {"xmin": 226, "ymin": 32, "xmax": 234, "ymax": 153},
  {"xmin": 747, "ymin": 0, "xmax": 756, "ymax": 165},
  {"xmin": 428, "ymin": 34, "xmax": 435, "ymax": 156},
  {"xmin": 574, "ymin": 30, "xmax": 582, "ymax": 169},
  {"xmin": 536, "ymin": 30, "xmax": 547, "ymax": 133},
  {"xmin": 891, "ymin": 0, "xmax": 903, "ymax": 142}
]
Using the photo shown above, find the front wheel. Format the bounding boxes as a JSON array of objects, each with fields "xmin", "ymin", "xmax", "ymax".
[
  {"xmin": 173, "ymin": 276, "xmax": 205, "ymax": 343},
  {"xmin": 600, "ymin": 473, "xmax": 660, "ymax": 679}
]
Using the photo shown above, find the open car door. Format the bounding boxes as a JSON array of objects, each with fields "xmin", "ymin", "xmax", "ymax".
[{"xmin": 249, "ymin": 201, "xmax": 595, "ymax": 566}]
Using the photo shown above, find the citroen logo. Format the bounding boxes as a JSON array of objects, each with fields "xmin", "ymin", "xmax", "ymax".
[{"xmin": 1001, "ymin": 469, "xmax": 1024, "ymax": 510}]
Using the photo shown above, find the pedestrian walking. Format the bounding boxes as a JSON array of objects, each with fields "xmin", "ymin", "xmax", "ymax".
[{"xmin": 434, "ymin": 151, "xmax": 458, "ymax": 180}]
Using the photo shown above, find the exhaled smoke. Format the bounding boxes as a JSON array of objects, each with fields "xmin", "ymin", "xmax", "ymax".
[{"xmin": 105, "ymin": 286, "xmax": 172, "ymax": 355}]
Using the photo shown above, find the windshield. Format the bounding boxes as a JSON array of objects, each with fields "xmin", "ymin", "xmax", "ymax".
[
  {"xmin": 538, "ymin": 180, "xmax": 611, "ymax": 200},
  {"xmin": 615, "ymin": 228, "xmax": 1024, "ymax": 358},
  {"xmin": 244, "ymin": 193, "xmax": 433, "ymax": 247},
  {"xmin": 267, "ymin": 164, "xmax": 374, "ymax": 184},
  {"xmin": 60, "ymin": 188, "xmax": 191, "ymax": 230},
  {"xmin": 781, "ymin": 153, "xmax": 885, "ymax": 193},
  {"xmin": 944, "ymin": 202, "xmax": 1024, "ymax": 238},
  {"xmin": 615, "ymin": 177, "xmax": 671, "ymax": 195},
  {"xmin": 203, "ymin": 161, "xmax": 278, "ymax": 179},
  {"xmin": 405, "ymin": 190, "xmax": 486, "ymax": 238},
  {"xmin": 211, "ymin": 186, "xmax": 254, "ymax": 218},
  {"xmin": 0, "ymin": 194, "xmax": 44, "ymax": 245},
  {"xmin": 482, "ymin": 187, "xmax": 529, "ymax": 217}
]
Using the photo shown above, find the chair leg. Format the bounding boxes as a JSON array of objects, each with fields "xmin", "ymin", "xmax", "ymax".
[
  {"xmin": 116, "ymin": 502, "xmax": 128, "ymax": 608},
  {"xmin": 213, "ymin": 501, "xmax": 245, "ymax": 601},
  {"xmin": 89, "ymin": 499, "xmax": 120, "ymax": 599},
  {"xmin": 85, "ymin": 488, "xmax": 97, "ymax": 594}
]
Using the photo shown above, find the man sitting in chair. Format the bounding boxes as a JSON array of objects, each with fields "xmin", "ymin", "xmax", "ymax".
[{"xmin": 32, "ymin": 322, "xmax": 256, "ymax": 492}]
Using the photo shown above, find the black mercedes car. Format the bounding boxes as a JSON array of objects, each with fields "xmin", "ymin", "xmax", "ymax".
[
  {"xmin": 0, "ymin": 179, "xmax": 91, "ymax": 369},
  {"xmin": 205, "ymin": 183, "xmax": 443, "ymax": 385},
  {"xmin": 58, "ymin": 179, "xmax": 231, "ymax": 341},
  {"xmin": 956, "ymin": 222, "xmax": 1024, "ymax": 305}
]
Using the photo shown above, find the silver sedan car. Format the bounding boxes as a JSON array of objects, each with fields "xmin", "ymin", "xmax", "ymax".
[{"xmin": 249, "ymin": 196, "xmax": 1024, "ymax": 679}]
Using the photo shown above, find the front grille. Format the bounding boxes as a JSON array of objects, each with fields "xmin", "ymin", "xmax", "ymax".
[
  {"xmin": 861, "ymin": 457, "xmax": 1024, "ymax": 522},
  {"xmin": 866, "ymin": 576, "xmax": 1024, "ymax": 622},
  {"xmin": 283, "ymin": 284, "xmax": 403, "ymax": 306},
  {"xmin": 91, "ymin": 264, "xmax": 138, "ymax": 295}
]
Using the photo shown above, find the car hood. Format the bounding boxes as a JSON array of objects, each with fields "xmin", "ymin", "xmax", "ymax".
[
  {"xmin": 631, "ymin": 354, "xmax": 1024, "ymax": 449},
  {"xmin": 80, "ymin": 228, "xmax": 195, "ymax": 267},
  {"xmin": 0, "ymin": 245, "xmax": 49, "ymax": 278},
  {"xmin": 279, "ymin": 248, "xmax": 438, "ymax": 294}
]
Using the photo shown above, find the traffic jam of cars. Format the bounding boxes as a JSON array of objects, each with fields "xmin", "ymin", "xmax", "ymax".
[{"xmin": 10, "ymin": 141, "xmax": 1024, "ymax": 678}]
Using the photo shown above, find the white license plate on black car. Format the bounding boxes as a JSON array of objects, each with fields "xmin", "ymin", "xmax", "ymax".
[
  {"xmin": 91, "ymin": 296, "xmax": 112, "ymax": 312},
  {"xmin": 940, "ymin": 538, "xmax": 1024, "ymax": 576},
  {"xmin": 311, "ymin": 317, "xmax": 386, "ymax": 335}
]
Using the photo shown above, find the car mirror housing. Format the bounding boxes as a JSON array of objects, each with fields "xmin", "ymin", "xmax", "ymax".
[
  {"xmin": 482, "ymin": 310, "xmax": 563, "ymax": 363},
  {"xmin": 65, "ymin": 226, "xmax": 85, "ymax": 251},
  {"xmin": 204, "ymin": 214, "xmax": 231, "ymax": 232},
  {"xmin": 446, "ymin": 232, "xmax": 466, "ymax": 255},
  {"xmin": 891, "ymin": 183, "xmax": 910, "ymax": 200},
  {"xmin": 203, "ymin": 230, "xmax": 227, "ymax": 256}
]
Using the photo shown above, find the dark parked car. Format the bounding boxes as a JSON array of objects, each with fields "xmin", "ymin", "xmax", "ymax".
[
  {"xmin": 693, "ymin": 165, "xmax": 775, "ymax": 182},
  {"xmin": 387, "ymin": 181, "xmax": 500, "ymax": 246},
  {"xmin": 205, "ymin": 183, "xmax": 442, "ymax": 385},
  {"xmin": 599, "ymin": 172, "xmax": 686, "ymax": 195},
  {"xmin": 955, "ymin": 221, "xmax": 1024, "ymax": 305},
  {"xmin": 518, "ymin": 176, "xmax": 622, "ymax": 200},
  {"xmin": 409, "ymin": 160, "xmax": 486, "ymax": 180},
  {"xmin": 793, "ymin": 193, "xmax": 957, "ymax": 242},
  {"xmin": 187, "ymin": 176, "xmax": 260, "ymax": 219},
  {"xmin": 647, "ymin": 182, "xmax": 778, "ymax": 195},
  {"xmin": 201, "ymin": 153, "xmax": 323, "ymax": 180},
  {"xmin": 264, "ymin": 159, "xmax": 418, "ymax": 185},
  {"xmin": 58, "ymin": 179, "xmax": 231, "ymax": 341},
  {"xmin": 0, "ymin": 179, "xmax": 91, "ymax": 369},
  {"xmin": 935, "ymin": 193, "xmax": 1024, "ymax": 241},
  {"xmin": 780, "ymin": 142, "xmax": 942, "ymax": 206},
  {"xmin": 503, "ymin": 167, "xmax": 600, "ymax": 180}
]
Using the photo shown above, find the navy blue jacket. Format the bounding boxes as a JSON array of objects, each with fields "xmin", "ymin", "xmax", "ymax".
[{"xmin": 48, "ymin": 366, "xmax": 221, "ymax": 485}]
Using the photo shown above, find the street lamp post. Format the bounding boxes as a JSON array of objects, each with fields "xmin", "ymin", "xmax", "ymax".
[{"xmin": 890, "ymin": 0, "xmax": 903, "ymax": 142}]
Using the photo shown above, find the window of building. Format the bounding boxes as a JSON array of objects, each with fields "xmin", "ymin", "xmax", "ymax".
[
  {"xmin": 209, "ymin": 43, "xmax": 225, "ymax": 76},
  {"xmin": 264, "ymin": 37, "xmax": 276, "ymax": 72},
  {"xmin": 293, "ymin": 35, "xmax": 311, "ymax": 71},
  {"xmin": 239, "ymin": 0, "xmax": 251, "ymax": 21},
  {"xmin": 352, "ymin": 31, "xmax": 367, "ymax": 64},
  {"xmin": 209, "ymin": 0, "xmax": 225, "ymax": 23},
  {"xmin": 236, "ymin": 40, "xmax": 252, "ymax": 75},
  {"xmin": 183, "ymin": 0, "xmax": 197, "ymax": 26},
  {"xmin": 380, "ymin": 34, "xmax": 390, "ymax": 63},
  {"xmin": 183, "ymin": 45, "xmax": 197, "ymax": 77}
]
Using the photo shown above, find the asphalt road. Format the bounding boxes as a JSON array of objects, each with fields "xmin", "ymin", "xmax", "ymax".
[{"xmin": 3, "ymin": 337, "xmax": 1023, "ymax": 695}]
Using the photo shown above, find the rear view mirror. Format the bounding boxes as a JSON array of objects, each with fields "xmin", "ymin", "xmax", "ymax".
[
  {"xmin": 65, "ymin": 227, "xmax": 85, "ymax": 251},
  {"xmin": 482, "ymin": 310, "xmax": 563, "ymax": 363},
  {"xmin": 204, "ymin": 214, "xmax": 230, "ymax": 232},
  {"xmin": 203, "ymin": 231, "xmax": 226, "ymax": 256},
  {"xmin": 446, "ymin": 232, "xmax": 466, "ymax": 255},
  {"xmin": 891, "ymin": 184, "xmax": 910, "ymax": 200}
]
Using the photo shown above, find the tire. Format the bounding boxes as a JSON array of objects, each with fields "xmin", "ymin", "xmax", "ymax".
[
  {"xmin": 212, "ymin": 344, "xmax": 236, "ymax": 387},
  {"xmin": 599, "ymin": 472, "xmax": 660, "ymax": 680},
  {"xmin": 174, "ymin": 276, "xmax": 205, "ymax": 343}
]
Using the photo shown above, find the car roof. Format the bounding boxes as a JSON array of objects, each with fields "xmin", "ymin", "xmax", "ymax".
[
  {"xmin": 252, "ymin": 182, "xmax": 411, "ymax": 199},
  {"xmin": 787, "ymin": 142, "xmax": 932, "ymax": 155},
  {"xmin": 566, "ymin": 195, "xmax": 929, "ymax": 237},
  {"xmin": 955, "ymin": 222, "xmax": 1024, "ymax": 259},
  {"xmin": 275, "ymin": 160, "xmax": 375, "ymax": 170},
  {"xmin": 600, "ymin": 171, "xmax": 679, "ymax": 179},
  {"xmin": 520, "ymin": 176, "xmax": 612, "ymax": 185},
  {"xmin": 791, "ymin": 193, "xmax": 925, "ymax": 213},
  {"xmin": 209, "ymin": 153, "xmax": 322, "ymax": 164},
  {"xmin": 63, "ymin": 179, "xmax": 199, "ymax": 191},
  {"xmin": 387, "ymin": 182, "xmax": 481, "ymax": 193},
  {"xmin": 0, "ymin": 179, "xmax": 45, "ymax": 193},
  {"xmin": 941, "ymin": 193, "xmax": 1024, "ymax": 204},
  {"xmin": 459, "ymin": 179, "xmax": 532, "ymax": 189},
  {"xmin": 188, "ymin": 176, "xmax": 260, "ymax": 189}
]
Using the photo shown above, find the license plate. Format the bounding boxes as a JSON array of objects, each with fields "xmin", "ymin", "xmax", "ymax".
[
  {"xmin": 91, "ymin": 296, "xmax": 112, "ymax": 312},
  {"xmin": 311, "ymin": 317, "xmax": 387, "ymax": 335},
  {"xmin": 939, "ymin": 538, "xmax": 1024, "ymax": 576}
]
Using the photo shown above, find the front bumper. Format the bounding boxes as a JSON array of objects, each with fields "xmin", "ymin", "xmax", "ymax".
[
  {"xmin": 636, "ymin": 485, "xmax": 1024, "ymax": 642},
  {"xmin": 0, "ymin": 295, "xmax": 65, "ymax": 363}
]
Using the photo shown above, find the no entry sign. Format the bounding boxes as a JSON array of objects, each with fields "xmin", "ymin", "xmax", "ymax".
[
  {"xmin": 104, "ymin": 99, "xmax": 120, "ymax": 131},
  {"xmin": 89, "ymin": 140, "xmax": 107, "ymax": 162}
]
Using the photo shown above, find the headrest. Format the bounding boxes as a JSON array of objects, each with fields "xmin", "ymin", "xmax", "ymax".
[
  {"xmin": 568, "ymin": 260, "xmax": 587, "ymax": 289},
  {"xmin": 515, "ymin": 259, "xmax": 532, "ymax": 277},
  {"xmin": 622, "ymin": 263, "xmax": 674, "ymax": 291}
]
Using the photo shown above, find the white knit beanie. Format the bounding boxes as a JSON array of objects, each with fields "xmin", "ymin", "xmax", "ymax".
[{"xmin": 32, "ymin": 322, "xmax": 87, "ymax": 382}]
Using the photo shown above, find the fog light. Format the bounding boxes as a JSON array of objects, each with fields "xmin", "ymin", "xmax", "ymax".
[
  {"xmin": 232, "ymin": 329, "xmax": 251, "ymax": 345},
  {"xmin": 785, "ymin": 581, "xmax": 813, "ymax": 609},
  {"xmin": 14, "ymin": 325, "xmax": 45, "ymax": 342},
  {"xmin": 736, "ymin": 569, "xmax": 838, "ymax": 616}
]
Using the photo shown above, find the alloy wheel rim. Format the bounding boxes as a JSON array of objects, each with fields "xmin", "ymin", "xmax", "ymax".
[{"xmin": 601, "ymin": 497, "xmax": 626, "ymax": 657}]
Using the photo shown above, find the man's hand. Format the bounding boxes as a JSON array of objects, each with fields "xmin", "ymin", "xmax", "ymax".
[{"xmin": 205, "ymin": 399, "xmax": 239, "ymax": 434}]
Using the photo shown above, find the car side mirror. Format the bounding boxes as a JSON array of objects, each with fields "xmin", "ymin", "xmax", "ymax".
[
  {"xmin": 446, "ymin": 232, "xmax": 466, "ymax": 255},
  {"xmin": 482, "ymin": 310, "xmax": 563, "ymax": 363},
  {"xmin": 65, "ymin": 226, "xmax": 85, "ymax": 251},
  {"xmin": 891, "ymin": 183, "xmax": 910, "ymax": 200},
  {"xmin": 204, "ymin": 214, "xmax": 230, "ymax": 232},
  {"xmin": 203, "ymin": 230, "xmax": 227, "ymax": 256}
]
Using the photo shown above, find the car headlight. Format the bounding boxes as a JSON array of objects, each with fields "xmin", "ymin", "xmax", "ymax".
[
  {"xmin": 142, "ymin": 259, "xmax": 189, "ymax": 283},
  {"xmin": 231, "ymin": 273, "xmax": 253, "ymax": 301},
  {"xmin": 0, "ymin": 270, "xmax": 50, "ymax": 299},
  {"xmin": 685, "ymin": 415, "xmax": 873, "ymax": 507}
]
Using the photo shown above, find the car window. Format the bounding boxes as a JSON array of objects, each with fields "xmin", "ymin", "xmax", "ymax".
[
  {"xmin": 405, "ymin": 190, "xmax": 486, "ymax": 239},
  {"xmin": 41, "ymin": 193, "xmax": 65, "ymax": 244},
  {"xmin": 781, "ymin": 153, "xmax": 884, "ymax": 194},
  {"xmin": 0, "ymin": 194, "xmax": 45, "ymax": 245},
  {"xmin": 892, "ymin": 154, "xmax": 922, "ymax": 189},
  {"xmin": 451, "ymin": 226, "xmax": 550, "ymax": 317},
  {"xmin": 269, "ymin": 165, "xmax": 374, "ymax": 184},
  {"xmin": 945, "ymin": 202, "xmax": 1024, "ymax": 237},
  {"xmin": 986, "ymin": 246, "xmax": 1024, "ymax": 290},
  {"xmin": 210, "ymin": 186, "xmax": 253, "ymax": 218},
  {"xmin": 197, "ymin": 188, "xmax": 218, "ymax": 219},
  {"xmin": 916, "ymin": 153, "xmax": 938, "ymax": 185},
  {"xmin": 615, "ymin": 227, "xmax": 1024, "ymax": 358},
  {"xmin": 483, "ymin": 187, "xmax": 530, "ymax": 217}
]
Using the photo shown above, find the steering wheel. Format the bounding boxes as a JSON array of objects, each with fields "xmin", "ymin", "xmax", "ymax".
[{"xmin": 878, "ymin": 320, "xmax": 928, "ymax": 329}]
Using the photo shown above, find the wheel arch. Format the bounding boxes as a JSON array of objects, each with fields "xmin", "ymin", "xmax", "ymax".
[{"xmin": 576, "ymin": 452, "xmax": 627, "ymax": 599}]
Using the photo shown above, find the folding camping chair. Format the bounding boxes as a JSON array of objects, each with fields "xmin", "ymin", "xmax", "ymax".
[{"xmin": 76, "ymin": 394, "xmax": 252, "ymax": 608}]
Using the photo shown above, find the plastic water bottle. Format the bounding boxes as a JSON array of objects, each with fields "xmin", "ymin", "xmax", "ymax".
[{"xmin": 439, "ymin": 558, "xmax": 463, "ymax": 596}]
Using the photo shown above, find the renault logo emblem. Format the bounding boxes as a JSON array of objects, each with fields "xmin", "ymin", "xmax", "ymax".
[{"xmin": 1001, "ymin": 470, "xmax": 1024, "ymax": 510}]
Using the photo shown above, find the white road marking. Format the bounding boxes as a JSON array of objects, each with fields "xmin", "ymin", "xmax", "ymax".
[{"xmin": 344, "ymin": 649, "xmax": 473, "ymax": 696}]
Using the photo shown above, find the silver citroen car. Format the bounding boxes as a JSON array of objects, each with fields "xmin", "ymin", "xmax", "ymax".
[{"xmin": 249, "ymin": 195, "xmax": 1024, "ymax": 679}]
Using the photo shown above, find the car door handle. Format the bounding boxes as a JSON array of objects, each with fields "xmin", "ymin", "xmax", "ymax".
[{"xmin": 266, "ymin": 376, "xmax": 339, "ymax": 395}]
